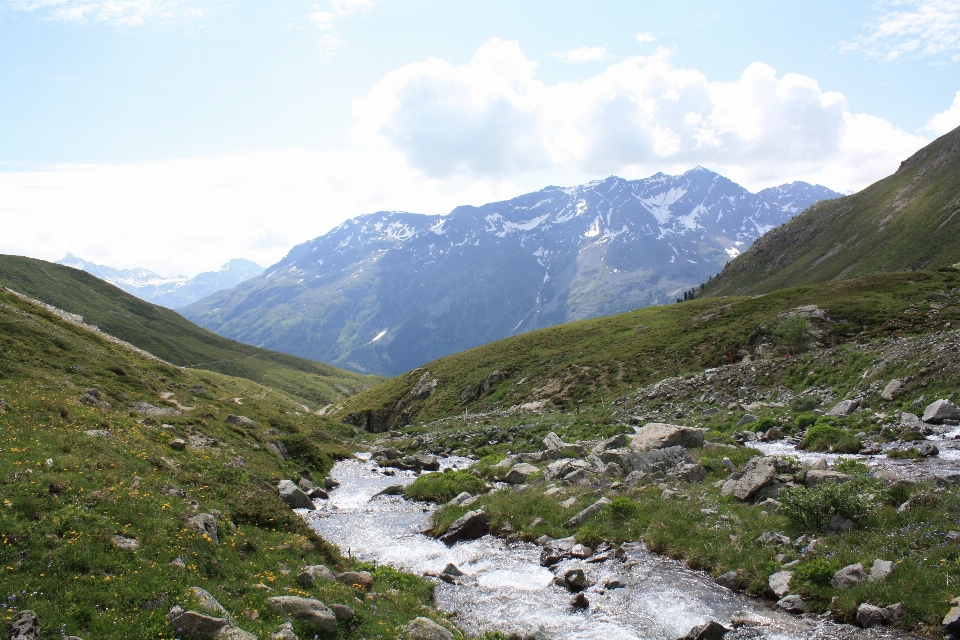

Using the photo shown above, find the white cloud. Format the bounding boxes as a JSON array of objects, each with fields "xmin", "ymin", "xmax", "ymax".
[
  {"xmin": 309, "ymin": 0, "xmax": 376, "ymax": 53},
  {"xmin": 635, "ymin": 32, "xmax": 656, "ymax": 43},
  {"xmin": 351, "ymin": 38, "xmax": 928, "ymax": 189},
  {"xmin": 550, "ymin": 46, "xmax": 612, "ymax": 64},
  {"xmin": 924, "ymin": 90, "xmax": 960, "ymax": 135},
  {"xmin": 6, "ymin": 0, "xmax": 207, "ymax": 26},
  {"xmin": 841, "ymin": 0, "xmax": 960, "ymax": 61}
]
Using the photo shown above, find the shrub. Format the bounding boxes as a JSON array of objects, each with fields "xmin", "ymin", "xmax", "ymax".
[
  {"xmin": 888, "ymin": 447, "xmax": 923, "ymax": 459},
  {"xmin": 791, "ymin": 557, "xmax": 836, "ymax": 590},
  {"xmin": 791, "ymin": 396, "xmax": 822, "ymax": 412},
  {"xmin": 778, "ymin": 481, "xmax": 871, "ymax": 530},
  {"xmin": 403, "ymin": 470, "xmax": 485, "ymax": 503},
  {"xmin": 800, "ymin": 422, "xmax": 861, "ymax": 453},
  {"xmin": 281, "ymin": 433, "xmax": 334, "ymax": 473},
  {"xmin": 608, "ymin": 496, "xmax": 640, "ymax": 522},
  {"xmin": 772, "ymin": 316, "xmax": 812, "ymax": 350},
  {"xmin": 833, "ymin": 459, "xmax": 870, "ymax": 475}
]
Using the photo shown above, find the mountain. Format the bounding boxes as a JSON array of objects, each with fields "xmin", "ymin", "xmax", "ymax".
[
  {"xmin": 700, "ymin": 125, "xmax": 960, "ymax": 297},
  {"xmin": 57, "ymin": 253, "xmax": 264, "ymax": 308},
  {"xmin": 0, "ymin": 255, "xmax": 380, "ymax": 407},
  {"xmin": 182, "ymin": 168, "xmax": 840, "ymax": 377}
]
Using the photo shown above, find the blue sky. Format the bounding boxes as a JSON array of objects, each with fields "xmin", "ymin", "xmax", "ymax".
[{"xmin": 1, "ymin": 0, "xmax": 959, "ymax": 276}]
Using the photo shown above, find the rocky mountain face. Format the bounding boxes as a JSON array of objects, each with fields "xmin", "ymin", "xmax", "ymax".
[
  {"xmin": 57, "ymin": 254, "xmax": 264, "ymax": 309},
  {"xmin": 701, "ymin": 125, "xmax": 960, "ymax": 297},
  {"xmin": 182, "ymin": 168, "xmax": 839, "ymax": 376}
]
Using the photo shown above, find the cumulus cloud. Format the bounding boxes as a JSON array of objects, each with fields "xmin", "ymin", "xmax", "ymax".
[
  {"xmin": 635, "ymin": 32, "xmax": 656, "ymax": 42},
  {"xmin": 841, "ymin": 0, "xmax": 960, "ymax": 61},
  {"xmin": 924, "ymin": 90, "xmax": 960, "ymax": 135},
  {"xmin": 550, "ymin": 46, "xmax": 612, "ymax": 64},
  {"xmin": 351, "ymin": 38, "xmax": 928, "ymax": 188},
  {"xmin": 309, "ymin": 0, "xmax": 376, "ymax": 53},
  {"xmin": 5, "ymin": 0, "xmax": 206, "ymax": 26}
]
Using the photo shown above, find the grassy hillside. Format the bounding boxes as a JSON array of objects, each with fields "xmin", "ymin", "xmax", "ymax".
[
  {"xmin": 0, "ymin": 287, "xmax": 450, "ymax": 639},
  {"xmin": 0, "ymin": 256, "xmax": 381, "ymax": 408},
  {"xmin": 335, "ymin": 269, "xmax": 960, "ymax": 428},
  {"xmin": 700, "ymin": 125, "xmax": 960, "ymax": 297}
]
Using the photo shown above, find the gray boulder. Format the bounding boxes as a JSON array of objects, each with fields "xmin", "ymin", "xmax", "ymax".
[
  {"xmin": 775, "ymin": 595, "xmax": 806, "ymax": 614},
  {"xmin": 564, "ymin": 497, "xmax": 611, "ymax": 528},
  {"xmin": 945, "ymin": 597, "xmax": 960, "ymax": 634},
  {"xmin": 881, "ymin": 379, "xmax": 904, "ymax": 401},
  {"xmin": 736, "ymin": 414, "xmax": 758, "ymax": 428},
  {"xmin": 505, "ymin": 463, "xmax": 538, "ymax": 484},
  {"xmin": 187, "ymin": 586, "xmax": 231, "ymax": 618},
  {"xmin": 270, "ymin": 622, "xmax": 299, "ymax": 640},
  {"xmin": 166, "ymin": 606, "xmax": 231, "ymax": 638},
  {"xmin": 405, "ymin": 617, "xmax": 454, "ymax": 640},
  {"xmin": 335, "ymin": 570, "xmax": 373, "ymax": 591},
  {"xmin": 186, "ymin": 513, "xmax": 219, "ymax": 544},
  {"xmin": 225, "ymin": 414, "xmax": 258, "ymax": 428},
  {"xmin": 714, "ymin": 570, "xmax": 739, "ymax": 590},
  {"xmin": 870, "ymin": 559, "xmax": 896, "ymax": 581},
  {"xmin": 543, "ymin": 432, "xmax": 565, "ymax": 450},
  {"xmin": 330, "ymin": 604, "xmax": 355, "ymax": 621},
  {"xmin": 831, "ymin": 563, "xmax": 867, "ymax": 588},
  {"xmin": 726, "ymin": 457, "xmax": 777, "ymax": 501},
  {"xmin": 112, "ymin": 534, "xmax": 139, "ymax": 551},
  {"xmin": 805, "ymin": 470, "xmax": 851, "ymax": 488},
  {"xmin": 297, "ymin": 564, "xmax": 335, "ymax": 586},
  {"xmin": 678, "ymin": 620, "xmax": 729, "ymax": 640},
  {"xmin": 277, "ymin": 480, "xmax": 316, "ymax": 510},
  {"xmin": 8, "ymin": 611, "xmax": 40, "ymax": 640},
  {"xmin": 669, "ymin": 463, "xmax": 707, "ymax": 483},
  {"xmin": 768, "ymin": 571, "xmax": 793, "ymax": 598},
  {"xmin": 631, "ymin": 423, "xmax": 707, "ymax": 450},
  {"xmin": 266, "ymin": 597, "xmax": 337, "ymax": 634},
  {"xmin": 564, "ymin": 567, "xmax": 587, "ymax": 591},
  {"xmin": 923, "ymin": 399, "xmax": 960, "ymax": 424},
  {"xmin": 439, "ymin": 510, "xmax": 490, "ymax": 545},
  {"xmin": 827, "ymin": 399, "xmax": 859, "ymax": 416},
  {"xmin": 857, "ymin": 602, "xmax": 904, "ymax": 628}
]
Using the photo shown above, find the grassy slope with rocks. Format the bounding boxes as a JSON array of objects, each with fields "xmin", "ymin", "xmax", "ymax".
[
  {"xmin": 699, "ymin": 125, "xmax": 960, "ymax": 298},
  {"xmin": 0, "ymin": 255, "xmax": 381, "ymax": 408},
  {"xmin": 0, "ymin": 289, "xmax": 452, "ymax": 639},
  {"xmin": 336, "ymin": 269, "xmax": 960, "ymax": 431},
  {"xmin": 347, "ymin": 270, "xmax": 960, "ymax": 636}
]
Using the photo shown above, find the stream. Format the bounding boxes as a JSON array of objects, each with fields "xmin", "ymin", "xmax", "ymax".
[{"xmin": 303, "ymin": 455, "xmax": 919, "ymax": 640}]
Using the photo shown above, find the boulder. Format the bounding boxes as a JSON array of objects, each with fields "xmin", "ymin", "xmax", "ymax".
[
  {"xmin": 373, "ymin": 484, "xmax": 405, "ymax": 498},
  {"xmin": 805, "ymin": 470, "xmax": 851, "ymax": 488},
  {"xmin": 225, "ymin": 414, "xmax": 258, "ymax": 428},
  {"xmin": 729, "ymin": 457, "xmax": 777, "ymax": 501},
  {"xmin": 218, "ymin": 628, "xmax": 257, "ymax": 640},
  {"xmin": 170, "ymin": 438, "xmax": 187, "ymax": 450},
  {"xmin": 8, "ymin": 611, "xmax": 40, "ymax": 640},
  {"xmin": 166, "ymin": 606, "xmax": 231, "ymax": 638},
  {"xmin": 414, "ymin": 454, "xmax": 441, "ymax": 471},
  {"xmin": 827, "ymin": 400, "xmax": 859, "ymax": 416},
  {"xmin": 822, "ymin": 514, "xmax": 855, "ymax": 533},
  {"xmin": 870, "ymin": 559, "xmax": 896, "ymax": 581},
  {"xmin": 322, "ymin": 477, "xmax": 340, "ymax": 490},
  {"xmin": 945, "ymin": 598, "xmax": 960, "ymax": 634},
  {"xmin": 881, "ymin": 379, "xmax": 904, "ymax": 401},
  {"xmin": 266, "ymin": 597, "xmax": 337, "ymax": 634},
  {"xmin": 736, "ymin": 414, "xmax": 758, "ymax": 428},
  {"xmin": 410, "ymin": 373, "xmax": 437, "ymax": 400},
  {"xmin": 297, "ymin": 564, "xmax": 335, "ymax": 586},
  {"xmin": 277, "ymin": 480, "xmax": 316, "ymax": 510},
  {"xmin": 570, "ymin": 592, "xmax": 590, "ymax": 609},
  {"xmin": 544, "ymin": 458, "xmax": 590, "ymax": 481},
  {"xmin": 768, "ymin": 571, "xmax": 793, "ymax": 598},
  {"xmin": 112, "ymin": 535, "xmax": 139, "ymax": 551},
  {"xmin": 775, "ymin": 595, "xmax": 806, "ymax": 614},
  {"xmin": 335, "ymin": 570, "xmax": 373, "ymax": 591},
  {"xmin": 714, "ymin": 570, "xmax": 739, "ymax": 590},
  {"xmin": 756, "ymin": 531, "xmax": 791, "ymax": 546},
  {"xmin": 856, "ymin": 603, "xmax": 886, "ymax": 628},
  {"xmin": 923, "ymin": 399, "xmax": 960, "ymax": 424},
  {"xmin": 678, "ymin": 620, "xmax": 729, "ymax": 640},
  {"xmin": 543, "ymin": 432, "xmax": 566, "ymax": 450},
  {"xmin": 831, "ymin": 563, "xmax": 867, "ymax": 588},
  {"xmin": 505, "ymin": 463, "xmax": 538, "ymax": 484},
  {"xmin": 187, "ymin": 586, "xmax": 230, "ymax": 618},
  {"xmin": 917, "ymin": 442, "xmax": 940, "ymax": 457},
  {"xmin": 405, "ymin": 617, "xmax": 454, "ymax": 640},
  {"xmin": 564, "ymin": 567, "xmax": 587, "ymax": 591},
  {"xmin": 631, "ymin": 423, "xmax": 707, "ymax": 450},
  {"xmin": 329, "ymin": 604, "xmax": 355, "ymax": 621},
  {"xmin": 270, "ymin": 622, "xmax": 299, "ymax": 640},
  {"xmin": 593, "ymin": 434, "xmax": 628, "ymax": 452},
  {"xmin": 564, "ymin": 497, "xmax": 611, "ymax": 528},
  {"xmin": 439, "ymin": 509, "xmax": 490, "ymax": 545},
  {"xmin": 669, "ymin": 463, "xmax": 707, "ymax": 483},
  {"xmin": 186, "ymin": 513, "xmax": 219, "ymax": 544}
]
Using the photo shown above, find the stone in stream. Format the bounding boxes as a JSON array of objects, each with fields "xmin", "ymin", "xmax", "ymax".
[
  {"xmin": 297, "ymin": 564, "xmax": 335, "ymax": 586},
  {"xmin": 8, "ymin": 611, "xmax": 40, "ymax": 640},
  {"xmin": 570, "ymin": 592, "xmax": 590, "ymax": 609},
  {"xmin": 923, "ymin": 399, "xmax": 960, "ymax": 424},
  {"xmin": 857, "ymin": 602, "xmax": 905, "ymax": 628},
  {"xmin": 563, "ymin": 497, "xmax": 611, "ymax": 528},
  {"xmin": 439, "ymin": 509, "xmax": 490, "ymax": 545},
  {"xmin": 441, "ymin": 563, "xmax": 464, "ymax": 577},
  {"xmin": 775, "ymin": 595, "xmax": 806, "ymax": 614},
  {"xmin": 714, "ymin": 570, "xmax": 739, "ymax": 590},
  {"xmin": 266, "ymin": 597, "xmax": 337, "ymax": 634},
  {"xmin": 185, "ymin": 513, "xmax": 219, "ymax": 544},
  {"xmin": 323, "ymin": 477, "xmax": 340, "ymax": 490},
  {"xmin": 405, "ymin": 617, "xmax": 455, "ymax": 640},
  {"xmin": 631, "ymin": 423, "xmax": 707, "ymax": 450},
  {"xmin": 373, "ymin": 484, "xmax": 405, "ymax": 497},
  {"xmin": 768, "ymin": 571, "xmax": 793, "ymax": 598},
  {"xmin": 336, "ymin": 570, "xmax": 374, "ymax": 591},
  {"xmin": 564, "ymin": 567, "xmax": 587, "ymax": 591},
  {"xmin": 831, "ymin": 563, "xmax": 867, "ymax": 588},
  {"xmin": 677, "ymin": 620, "xmax": 730, "ymax": 640},
  {"xmin": 277, "ymin": 480, "xmax": 315, "ymax": 510}
]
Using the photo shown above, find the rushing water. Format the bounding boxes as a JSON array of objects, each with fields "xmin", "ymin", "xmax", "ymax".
[{"xmin": 304, "ymin": 456, "xmax": 917, "ymax": 640}]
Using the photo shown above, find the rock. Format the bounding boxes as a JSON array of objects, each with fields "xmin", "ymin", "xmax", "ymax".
[
  {"xmin": 736, "ymin": 414, "xmax": 758, "ymax": 428},
  {"xmin": 489, "ymin": 456, "xmax": 517, "ymax": 480},
  {"xmin": 730, "ymin": 457, "xmax": 777, "ymax": 501},
  {"xmin": 679, "ymin": 620, "xmax": 729, "ymax": 640},
  {"xmin": 805, "ymin": 470, "xmax": 852, "ymax": 488},
  {"xmin": 775, "ymin": 595, "xmax": 806, "ymax": 614},
  {"xmin": 166, "ymin": 606, "xmax": 231, "ymax": 638},
  {"xmin": 564, "ymin": 497, "xmax": 611, "ymax": 528},
  {"xmin": 414, "ymin": 454, "xmax": 441, "ymax": 471},
  {"xmin": 307, "ymin": 487, "xmax": 329, "ymax": 499},
  {"xmin": 8, "ymin": 611, "xmax": 40, "ymax": 640},
  {"xmin": 186, "ymin": 587, "xmax": 230, "ymax": 618},
  {"xmin": 441, "ymin": 563, "xmax": 464, "ymax": 577},
  {"xmin": 169, "ymin": 438, "xmax": 187, "ymax": 450},
  {"xmin": 881, "ymin": 379, "xmax": 904, "ymax": 400},
  {"xmin": 570, "ymin": 592, "xmax": 589, "ymax": 609},
  {"xmin": 593, "ymin": 434, "xmax": 628, "ymax": 452},
  {"xmin": 768, "ymin": 571, "xmax": 793, "ymax": 598},
  {"xmin": 112, "ymin": 535, "xmax": 139, "ymax": 551},
  {"xmin": 631, "ymin": 423, "xmax": 707, "ymax": 450},
  {"xmin": 822, "ymin": 514, "xmax": 855, "ymax": 533},
  {"xmin": 661, "ymin": 488, "xmax": 677, "ymax": 500},
  {"xmin": 756, "ymin": 531, "xmax": 791, "ymax": 546},
  {"xmin": 827, "ymin": 400, "xmax": 859, "ymax": 416},
  {"xmin": 266, "ymin": 597, "xmax": 336, "ymax": 633},
  {"xmin": 917, "ymin": 442, "xmax": 940, "ymax": 457},
  {"xmin": 564, "ymin": 567, "xmax": 587, "ymax": 591},
  {"xmin": 297, "ymin": 564, "xmax": 335, "ymax": 586},
  {"xmin": 856, "ymin": 603, "xmax": 887, "ymax": 628},
  {"xmin": 860, "ymin": 441, "xmax": 883, "ymax": 455},
  {"xmin": 831, "ymin": 563, "xmax": 867, "ymax": 588},
  {"xmin": 883, "ymin": 602, "xmax": 905, "ymax": 624},
  {"xmin": 185, "ymin": 513, "xmax": 219, "ymax": 544},
  {"xmin": 439, "ymin": 509, "xmax": 490, "ymax": 545},
  {"xmin": 410, "ymin": 372, "xmax": 438, "ymax": 399},
  {"xmin": 945, "ymin": 599, "xmax": 960, "ymax": 634},
  {"xmin": 714, "ymin": 570, "xmax": 739, "ymax": 590},
  {"xmin": 277, "ymin": 480, "xmax": 316, "ymax": 510},
  {"xmin": 543, "ymin": 432, "xmax": 566, "ymax": 450},
  {"xmin": 84, "ymin": 429, "xmax": 111, "ymax": 439},
  {"xmin": 870, "ymin": 559, "xmax": 896, "ymax": 581},
  {"xmin": 669, "ymin": 463, "xmax": 707, "ymax": 483},
  {"xmin": 569, "ymin": 544, "xmax": 592, "ymax": 559},
  {"xmin": 336, "ymin": 570, "xmax": 373, "ymax": 591},
  {"xmin": 405, "ymin": 617, "xmax": 455, "ymax": 640},
  {"xmin": 270, "ymin": 622, "xmax": 299, "ymax": 640},
  {"xmin": 923, "ymin": 399, "xmax": 960, "ymax": 424},
  {"xmin": 603, "ymin": 575, "xmax": 626, "ymax": 589},
  {"xmin": 323, "ymin": 477, "xmax": 340, "ymax": 490},
  {"xmin": 373, "ymin": 484, "xmax": 405, "ymax": 497},
  {"xmin": 329, "ymin": 604, "xmax": 355, "ymax": 621},
  {"xmin": 505, "ymin": 463, "xmax": 539, "ymax": 484},
  {"xmin": 225, "ymin": 414, "xmax": 258, "ymax": 428}
]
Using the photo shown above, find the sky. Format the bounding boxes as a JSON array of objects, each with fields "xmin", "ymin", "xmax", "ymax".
[{"xmin": 1, "ymin": 0, "xmax": 960, "ymax": 277}]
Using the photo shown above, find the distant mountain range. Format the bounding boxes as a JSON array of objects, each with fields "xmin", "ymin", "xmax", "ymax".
[
  {"xmin": 702, "ymin": 124, "xmax": 960, "ymax": 297},
  {"xmin": 182, "ymin": 168, "xmax": 840, "ymax": 376},
  {"xmin": 56, "ymin": 254, "xmax": 264, "ymax": 309}
]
